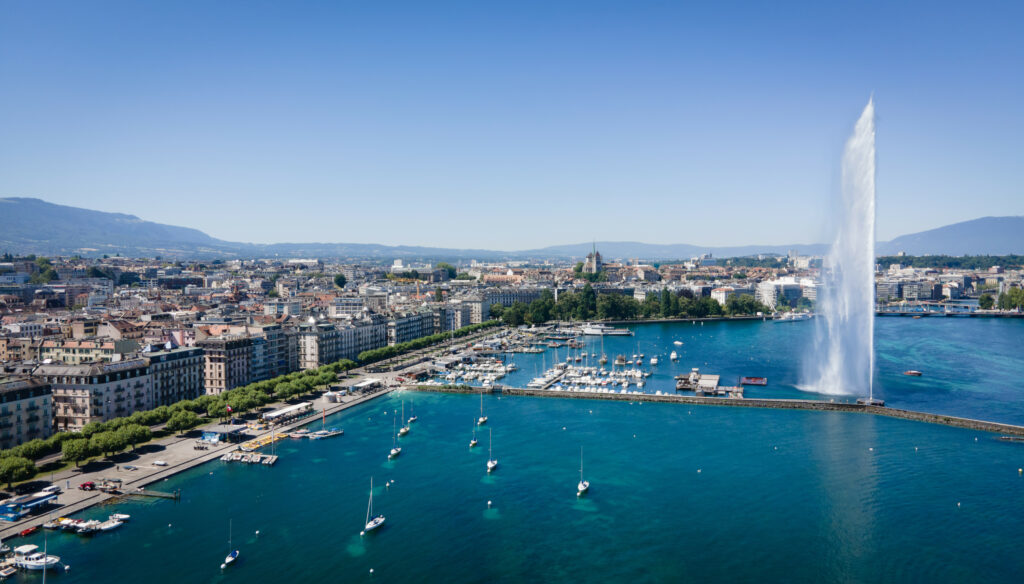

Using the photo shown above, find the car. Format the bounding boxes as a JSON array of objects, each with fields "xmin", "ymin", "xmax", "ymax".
[
  {"xmin": 41, "ymin": 485, "xmax": 61, "ymax": 494},
  {"xmin": 79, "ymin": 481, "xmax": 96, "ymax": 491},
  {"xmin": 153, "ymin": 460, "xmax": 168, "ymax": 467},
  {"xmin": 123, "ymin": 465, "xmax": 138, "ymax": 471}
]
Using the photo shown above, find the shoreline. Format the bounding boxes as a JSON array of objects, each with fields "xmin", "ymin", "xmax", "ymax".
[
  {"xmin": 0, "ymin": 387, "xmax": 393, "ymax": 540},
  {"xmin": 409, "ymin": 385, "xmax": 1024, "ymax": 437}
]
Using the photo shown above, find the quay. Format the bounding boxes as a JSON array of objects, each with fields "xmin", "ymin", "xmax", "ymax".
[
  {"xmin": 407, "ymin": 385, "xmax": 1024, "ymax": 437},
  {"xmin": 0, "ymin": 386, "xmax": 393, "ymax": 541}
]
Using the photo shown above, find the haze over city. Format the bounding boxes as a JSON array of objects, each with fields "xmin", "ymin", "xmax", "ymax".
[{"xmin": 2, "ymin": 1, "xmax": 1023, "ymax": 248}]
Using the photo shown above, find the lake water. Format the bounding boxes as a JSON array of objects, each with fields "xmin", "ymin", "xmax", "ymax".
[{"xmin": 17, "ymin": 318, "xmax": 1024, "ymax": 583}]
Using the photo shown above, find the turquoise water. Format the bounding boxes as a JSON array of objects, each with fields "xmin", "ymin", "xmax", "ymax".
[{"xmin": 16, "ymin": 319, "xmax": 1024, "ymax": 582}]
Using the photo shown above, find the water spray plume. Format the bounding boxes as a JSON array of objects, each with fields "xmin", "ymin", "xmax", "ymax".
[{"xmin": 805, "ymin": 98, "xmax": 876, "ymax": 397}]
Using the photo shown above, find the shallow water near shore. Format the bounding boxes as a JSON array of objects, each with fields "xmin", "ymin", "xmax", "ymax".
[{"xmin": 17, "ymin": 318, "xmax": 1024, "ymax": 583}]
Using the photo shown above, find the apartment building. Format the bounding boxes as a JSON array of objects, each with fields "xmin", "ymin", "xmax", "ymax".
[
  {"xmin": 197, "ymin": 336, "xmax": 253, "ymax": 395},
  {"xmin": 0, "ymin": 378, "xmax": 52, "ymax": 449},
  {"xmin": 38, "ymin": 359, "xmax": 153, "ymax": 431},
  {"xmin": 142, "ymin": 345, "xmax": 205, "ymax": 407}
]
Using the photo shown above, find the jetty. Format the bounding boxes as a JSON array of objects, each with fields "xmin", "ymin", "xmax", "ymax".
[
  {"xmin": 406, "ymin": 385, "xmax": 1024, "ymax": 438},
  {"xmin": 220, "ymin": 452, "xmax": 278, "ymax": 466}
]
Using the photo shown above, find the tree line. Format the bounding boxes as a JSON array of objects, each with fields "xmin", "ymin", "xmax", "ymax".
[{"xmin": 490, "ymin": 285, "xmax": 770, "ymax": 326}]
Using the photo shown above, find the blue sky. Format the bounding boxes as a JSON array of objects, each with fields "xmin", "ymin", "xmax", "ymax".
[{"xmin": 1, "ymin": 1, "xmax": 1021, "ymax": 249}]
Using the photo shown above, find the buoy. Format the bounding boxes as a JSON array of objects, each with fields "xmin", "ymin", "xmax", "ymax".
[
  {"xmin": 915, "ymin": 447, "xmax": 918, "ymax": 452},
  {"xmin": 957, "ymin": 502, "xmax": 961, "ymax": 507},
  {"xmin": 168, "ymin": 523, "xmax": 172, "ymax": 528},
  {"xmin": 697, "ymin": 469, "xmax": 702, "ymax": 473},
  {"xmin": 487, "ymin": 500, "xmax": 492, "ymax": 508},
  {"xmin": 869, "ymin": 447, "xmax": 873, "ymax": 452},
  {"xmin": 370, "ymin": 568, "xmax": 374, "ymax": 574},
  {"xmin": 255, "ymin": 530, "xmax": 260, "ymax": 535},
  {"xmin": 221, "ymin": 563, "xmax": 227, "ymax": 569},
  {"xmin": 774, "ymin": 446, "xmax": 777, "ymax": 450},
  {"xmin": 974, "ymin": 437, "xmax": 978, "ymax": 442},
  {"xmin": 562, "ymin": 426, "xmax": 566, "ymax": 430},
  {"xmin": 65, "ymin": 565, "xmax": 71, "ymax": 572},
  {"xmin": 360, "ymin": 530, "xmax": 365, "ymax": 536},
  {"xmin": 1019, "ymin": 468, "xmax": 1022, "ymax": 475}
]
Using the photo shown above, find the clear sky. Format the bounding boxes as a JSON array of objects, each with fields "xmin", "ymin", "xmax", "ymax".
[{"xmin": 1, "ymin": 1, "xmax": 1022, "ymax": 250}]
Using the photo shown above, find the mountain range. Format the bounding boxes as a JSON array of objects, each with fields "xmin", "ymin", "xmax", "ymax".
[{"xmin": 1, "ymin": 197, "xmax": 1021, "ymax": 260}]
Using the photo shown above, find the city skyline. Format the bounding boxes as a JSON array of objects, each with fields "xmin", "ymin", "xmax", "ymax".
[{"xmin": 2, "ymin": 1, "xmax": 1023, "ymax": 248}]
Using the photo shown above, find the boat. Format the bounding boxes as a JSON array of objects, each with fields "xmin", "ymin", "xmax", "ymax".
[
  {"xmin": 110, "ymin": 513, "xmax": 131, "ymax": 521},
  {"xmin": 19, "ymin": 526, "xmax": 37, "ymax": 537},
  {"xmin": 310, "ymin": 428, "xmax": 343, "ymax": 439},
  {"xmin": 389, "ymin": 417, "xmax": 402, "ymax": 459},
  {"xmin": 773, "ymin": 312, "xmax": 813, "ymax": 322},
  {"xmin": 599, "ymin": 354, "xmax": 608, "ymax": 365},
  {"xmin": 904, "ymin": 370, "xmax": 923, "ymax": 376},
  {"xmin": 408, "ymin": 402, "xmax": 418, "ymax": 423},
  {"xmin": 670, "ymin": 351, "xmax": 679, "ymax": 361},
  {"xmin": 673, "ymin": 340, "xmax": 683, "ymax": 346},
  {"xmin": 0, "ymin": 536, "xmax": 9, "ymax": 553},
  {"xmin": 739, "ymin": 376, "xmax": 767, "ymax": 386},
  {"xmin": 614, "ymin": 355, "xmax": 626, "ymax": 366},
  {"xmin": 0, "ymin": 567, "xmax": 15, "ymax": 578},
  {"xmin": 470, "ymin": 424, "xmax": 478, "ymax": 448},
  {"xmin": 486, "ymin": 428, "xmax": 498, "ymax": 473},
  {"xmin": 650, "ymin": 356, "xmax": 659, "ymax": 366},
  {"xmin": 398, "ymin": 401, "xmax": 410, "ymax": 436},
  {"xmin": 577, "ymin": 446, "xmax": 590, "ymax": 496},
  {"xmin": 222, "ymin": 519, "xmax": 239, "ymax": 569},
  {"xmin": 13, "ymin": 545, "xmax": 60, "ymax": 571},
  {"xmin": 98, "ymin": 518, "xmax": 123, "ymax": 531},
  {"xmin": 477, "ymin": 392, "xmax": 488, "ymax": 425},
  {"xmin": 581, "ymin": 323, "xmax": 633, "ymax": 336},
  {"xmin": 363, "ymin": 477, "xmax": 385, "ymax": 533}
]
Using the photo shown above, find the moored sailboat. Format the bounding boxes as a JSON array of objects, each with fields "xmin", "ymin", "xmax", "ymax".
[{"xmin": 363, "ymin": 477, "xmax": 385, "ymax": 533}]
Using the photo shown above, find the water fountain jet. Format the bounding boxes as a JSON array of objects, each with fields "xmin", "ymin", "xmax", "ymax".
[{"xmin": 805, "ymin": 98, "xmax": 877, "ymax": 400}]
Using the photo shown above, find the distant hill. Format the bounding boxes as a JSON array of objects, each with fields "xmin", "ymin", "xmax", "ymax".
[
  {"xmin": 876, "ymin": 216, "xmax": 1024, "ymax": 256},
  {"xmin": 1, "ymin": 197, "xmax": 1021, "ymax": 260}
]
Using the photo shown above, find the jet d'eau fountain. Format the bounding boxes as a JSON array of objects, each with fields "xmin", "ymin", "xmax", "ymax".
[{"xmin": 804, "ymin": 98, "xmax": 877, "ymax": 399}]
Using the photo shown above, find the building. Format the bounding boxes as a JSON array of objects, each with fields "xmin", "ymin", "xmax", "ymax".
[
  {"xmin": 387, "ymin": 311, "xmax": 436, "ymax": 346},
  {"xmin": 337, "ymin": 317, "xmax": 388, "ymax": 361},
  {"xmin": 0, "ymin": 378, "xmax": 53, "ymax": 449},
  {"xmin": 264, "ymin": 298, "xmax": 302, "ymax": 317},
  {"xmin": 38, "ymin": 359, "xmax": 153, "ymax": 431},
  {"xmin": 1, "ymin": 322, "xmax": 44, "ymax": 337},
  {"xmin": 297, "ymin": 322, "xmax": 342, "ymax": 370},
  {"xmin": 329, "ymin": 296, "xmax": 365, "ymax": 318},
  {"xmin": 142, "ymin": 345, "xmax": 205, "ymax": 407},
  {"xmin": 583, "ymin": 246, "xmax": 603, "ymax": 274},
  {"xmin": 197, "ymin": 336, "xmax": 253, "ymax": 395},
  {"xmin": 38, "ymin": 338, "xmax": 140, "ymax": 365}
]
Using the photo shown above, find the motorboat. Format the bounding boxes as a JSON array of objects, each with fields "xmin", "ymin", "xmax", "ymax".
[
  {"xmin": 903, "ymin": 370, "xmax": 923, "ymax": 376},
  {"xmin": 13, "ymin": 545, "xmax": 60, "ymax": 571},
  {"xmin": 670, "ymin": 351, "xmax": 679, "ymax": 361},
  {"xmin": 674, "ymin": 340, "xmax": 683, "ymax": 346},
  {"xmin": 650, "ymin": 356, "xmax": 659, "ymax": 366}
]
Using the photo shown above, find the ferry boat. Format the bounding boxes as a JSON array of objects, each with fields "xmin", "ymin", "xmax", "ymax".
[
  {"xmin": 581, "ymin": 323, "xmax": 633, "ymax": 336},
  {"xmin": 773, "ymin": 312, "xmax": 813, "ymax": 322}
]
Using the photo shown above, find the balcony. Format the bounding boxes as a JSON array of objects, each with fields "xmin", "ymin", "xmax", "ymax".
[
  {"xmin": 26, "ymin": 415, "xmax": 40, "ymax": 423},
  {"xmin": 25, "ymin": 405, "xmax": 41, "ymax": 412},
  {"xmin": 114, "ymin": 387, "xmax": 126, "ymax": 394},
  {"xmin": 115, "ymin": 406, "xmax": 127, "ymax": 414},
  {"xmin": 0, "ymin": 422, "xmax": 13, "ymax": 430},
  {"xmin": 114, "ymin": 397, "xmax": 126, "ymax": 403}
]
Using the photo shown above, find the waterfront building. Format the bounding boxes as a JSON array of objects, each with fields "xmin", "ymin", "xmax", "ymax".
[
  {"xmin": 387, "ymin": 311, "xmax": 436, "ymax": 346},
  {"xmin": 142, "ymin": 345, "xmax": 205, "ymax": 407},
  {"xmin": 38, "ymin": 358, "xmax": 152, "ymax": 431},
  {"xmin": 197, "ymin": 336, "xmax": 253, "ymax": 395},
  {"xmin": 336, "ymin": 316, "xmax": 388, "ymax": 361},
  {"xmin": 297, "ymin": 322, "xmax": 341, "ymax": 370},
  {"xmin": 0, "ymin": 378, "xmax": 53, "ymax": 449}
]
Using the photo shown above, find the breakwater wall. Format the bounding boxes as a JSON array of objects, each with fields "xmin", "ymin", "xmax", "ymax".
[{"xmin": 405, "ymin": 386, "xmax": 1024, "ymax": 437}]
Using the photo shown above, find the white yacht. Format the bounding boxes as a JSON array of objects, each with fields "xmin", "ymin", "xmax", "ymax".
[
  {"xmin": 407, "ymin": 402, "xmax": 418, "ymax": 423},
  {"xmin": 398, "ymin": 402, "xmax": 409, "ymax": 436},
  {"xmin": 670, "ymin": 351, "xmax": 679, "ymax": 361},
  {"xmin": 363, "ymin": 477, "xmax": 385, "ymax": 533},
  {"xmin": 222, "ymin": 520, "xmax": 239, "ymax": 569},
  {"xmin": 486, "ymin": 428, "xmax": 498, "ymax": 472},
  {"xmin": 477, "ymin": 392, "xmax": 488, "ymax": 425},
  {"xmin": 650, "ymin": 356, "xmax": 659, "ymax": 366},
  {"xmin": 581, "ymin": 323, "xmax": 633, "ymax": 336},
  {"xmin": 674, "ymin": 340, "xmax": 683, "ymax": 346},
  {"xmin": 389, "ymin": 417, "xmax": 402, "ymax": 459},
  {"xmin": 13, "ymin": 545, "xmax": 60, "ymax": 571},
  {"xmin": 577, "ymin": 446, "xmax": 590, "ymax": 496}
]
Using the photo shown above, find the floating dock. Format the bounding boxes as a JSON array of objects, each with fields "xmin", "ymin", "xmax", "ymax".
[{"xmin": 220, "ymin": 452, "xmax": 278, "ymax": 465}]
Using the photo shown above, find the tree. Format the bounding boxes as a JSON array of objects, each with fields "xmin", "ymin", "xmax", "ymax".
[
  {"xmin": 435, "ymin": 287, "xmax": 444, "ymax": 302},
  {"xmin": 166, "ymin": 411, "xmax": 200, "ymax": 435},
  {"xmin": 89, "ymin": 431, "xmax": 127, "ymax": 457},
  {"xmin": 0, "ymin": 456, "xmax": 36, "ymax": 487},
  {"xmin": 435, "ymin": 262, "xmax": 457, "ymax": 279},
  {"xmin": 333, "ymin": 274, "xmax": 347, "ymax": 288},
  {"xmin": 979, "ymin": 293, "xmax": 994, "ymax": 310},
  {"xmin": 62, "ymin": 438, "xmax": 93, "ymax": 467},
  {"xmin": 118, "ymin": 424, "xmax": 151, "ymax": 450}
]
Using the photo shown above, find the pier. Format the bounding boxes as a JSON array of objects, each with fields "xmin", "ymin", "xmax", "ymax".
[{"xmin": 407, "ymin": 385, "xmax": 1024, "ymax": 437}]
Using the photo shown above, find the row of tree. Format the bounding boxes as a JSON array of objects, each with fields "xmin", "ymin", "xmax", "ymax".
[
  {"xmin": 980, "ymin": 288, "xmax": 1024, "ymax": 310},
  {"xmin": 491, "ymin": 286, "xmax": 771, "ymax": 326}
]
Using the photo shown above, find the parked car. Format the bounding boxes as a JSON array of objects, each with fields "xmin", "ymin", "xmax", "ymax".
[
  {"xmin": 153, "ymin": 460, "xmax": 168, "ymax": 467},
  {"xmin": 123, "ymin": 465, "xmax": 138, "ymax": 471},
  {"xmin": 79, "ymin": 481, "xmax": 96, "ymax": 491},
  {"xmin": 41, "ymin": 485, "xmax": 61, "ymax": 495}
]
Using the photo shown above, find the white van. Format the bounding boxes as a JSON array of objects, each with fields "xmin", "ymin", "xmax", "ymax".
[{"xmin": 41, "ymin": 485, "xmax": 61, "ymax": 495}]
